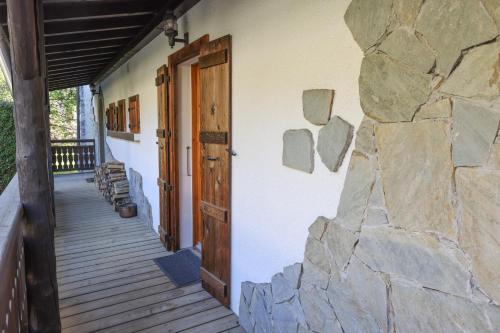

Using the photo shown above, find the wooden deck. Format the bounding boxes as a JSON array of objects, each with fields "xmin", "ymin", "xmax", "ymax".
[{"xmin": 54, "ymin": 174, "xmax": 243, "ymax": 333}]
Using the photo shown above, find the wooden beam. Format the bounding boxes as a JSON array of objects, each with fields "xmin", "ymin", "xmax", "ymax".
[
  {"xmin": 93, "ymin": 0, "xmax": 201, "ymax": 83},
  {"xmin": 48, "ymin": 69, "xmax": 100, "ymax": 80},
  {"xmin": 44, "ymin": 14, "xmax": 152, "ymax": 36},
  {"xmin": 49, "ymin": 74, "xmax": 94, "ymax": 84},
  {"xmin": 47, "ymin": 59, "xmax": 107, "ymax": 70},
  {"xmin": 46, "ymin": 48, "xmax": 119, "ymax": 61},
  {"xmin": 45, "ymin": 28, "xmax": 138, "ymax": 46},
  {"xmin": 48, "ymin": 55, "xmax": 114, "ymax": 67},
  {"xmin": 48, "ymin": 65, "xmax": 106, "ymax": 76},
  {"xmin": 6, "ymin": 0, "xmax": 61, "ymax": 331},
  {"xmin": 43, "ymin": 0, "xmax": 164, "ymax": 22},
  {"xmin": 46, "ymin": 40, "xmax": 125, "ymax": 54}
]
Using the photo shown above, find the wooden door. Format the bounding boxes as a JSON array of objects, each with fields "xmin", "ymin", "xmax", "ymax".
[
  {"xmin": 198, "ymin": 35, "xmax": 232, "ymax": 306},
  {"xmin": 156, "ymin": 65, "xmax": 175, "ymax": 250}
]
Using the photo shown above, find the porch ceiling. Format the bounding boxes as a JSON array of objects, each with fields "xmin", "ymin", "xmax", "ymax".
[{"xmin": 0, "ymin": 0, "xmax": 200, "ymax": 91}]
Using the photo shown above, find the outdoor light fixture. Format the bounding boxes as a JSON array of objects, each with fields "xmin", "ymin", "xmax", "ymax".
[{"xmin": 163, "ymin": 12, "xmax": 189, "ymax": 48}]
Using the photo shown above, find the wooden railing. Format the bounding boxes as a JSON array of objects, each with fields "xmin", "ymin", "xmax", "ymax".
[
  {"xmin": 0, "ymin": 175, "xmax": 28, "ymax": 333},
  {"xmin": 51, "ymin": 139, "xmax": 95, "ymax": 172}
]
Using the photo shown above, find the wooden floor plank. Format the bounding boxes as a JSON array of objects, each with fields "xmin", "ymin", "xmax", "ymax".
[
  {"xmin": 54, "ymin": 175, "xmax": 241, "ymax": 333},
  {"xmin": 58, "ymin": 262, "xmax": 160, "ymax": 292},
  {"xmin": 61, "ymin": 284, "xmax": 204, "ymax": 329},
  {"xmin": 180, "ymin": 314, "xmax": 240, "ymax": 333},
  {"xmin": 138, "ymin": 306, "xmax": 234, "ymax": 333}
]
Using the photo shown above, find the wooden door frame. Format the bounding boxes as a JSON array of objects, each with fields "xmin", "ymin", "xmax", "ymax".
[
  {"xmin": 167, "ymin": 34, "xmax": 209, "ymax": 251},
  {"xmin": 191, "ymin": 63, "xmax": 202, "ymax": 246}
]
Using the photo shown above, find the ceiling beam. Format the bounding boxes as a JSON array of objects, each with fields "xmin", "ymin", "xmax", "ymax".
[
  {"xmin": 47, "ymin": 55, "xmax": 114, "ymax": 67},
  {"xmin": 93, "ymin": 0, "xmax": 188, "ymax": 83},
  {"xmin": 49, "ymin": 80, "xmax": 92, "ymax": 90},
  {"xmin": 48, "ymin": 69, "xmax": 100, "ymax": 80},
  {"xmin": 45, "ymin": 28, "xmax": 138, "ymax": 46},
  {"xmin": 44, "ymin": 14, "xmax": 152, "ymax": 36},
  {"xmin": 46, "ymin": 48, "xmax": 119, "ymax": 61},
  {"xmin": 46, "ymin": 40, "xmax": 125, "ymax": 54},
  {"xmin": 47, "ymin": 62, "xmax": 108, "ymax": 73}
]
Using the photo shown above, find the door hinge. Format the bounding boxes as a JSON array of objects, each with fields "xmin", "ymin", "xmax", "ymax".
[
  {"xmin": 157, "ymin": 178, "xmax": 173, "ymax": 192},
  {"xmin": 155, "ymin": 73, "xmax": 170, "ymax": 86}
]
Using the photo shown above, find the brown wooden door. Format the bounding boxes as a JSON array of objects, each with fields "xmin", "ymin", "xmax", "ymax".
[
  {"xmin": 198, "ymin": 35, "xmax": 232, "ymax": 306},
  {"xmin": 156, "ymin": 65, "xmax": 175, "ymax": 250}
]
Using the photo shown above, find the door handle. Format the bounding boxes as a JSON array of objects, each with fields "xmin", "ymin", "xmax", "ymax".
[
  {"xmin": 186, "ymin": 146, "xmax": 192, "ymax": 176},
  {"xmin": 205, "ymin": 156, "xmax": 219, "ymax": 161}
]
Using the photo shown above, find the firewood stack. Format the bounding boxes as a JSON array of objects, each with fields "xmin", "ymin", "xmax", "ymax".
[{"xmin": 94, "ymin": 161, "xmax": 131, "ymax": 207}]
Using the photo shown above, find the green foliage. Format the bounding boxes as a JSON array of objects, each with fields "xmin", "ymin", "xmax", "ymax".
[
  {"xmin": 0, "ymin": 72, "xmax": 14, "ymax": 192},
  {"xmin": 49, "ymin": 88, "xmax": 77, "ymax": 140}
]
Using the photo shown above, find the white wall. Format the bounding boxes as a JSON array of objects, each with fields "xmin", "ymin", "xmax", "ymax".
[{"xmin": 100, "ymin": 0, "xmax": 363, "ymax": 312}]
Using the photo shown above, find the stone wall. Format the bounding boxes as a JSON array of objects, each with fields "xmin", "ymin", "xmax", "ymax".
[
  {"xmin": 239, "ymin": 1, "xmax": 500, "ymax": 332},
  {"xmin": 128, "ymin": 168, "xmax": 153, "ymax": 229}
]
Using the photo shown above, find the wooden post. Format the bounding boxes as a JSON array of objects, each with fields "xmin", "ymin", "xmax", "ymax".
[{"xmin": 6, "ymin": 0, "xmax": 61, "ymax": 332}]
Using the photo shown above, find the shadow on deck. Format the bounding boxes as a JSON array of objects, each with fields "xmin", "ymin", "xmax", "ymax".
[{"xmin": 54, "ymin": 174, "xmax": 242, "ymax": 333}]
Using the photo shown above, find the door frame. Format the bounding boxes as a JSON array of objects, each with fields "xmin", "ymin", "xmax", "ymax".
[{"xmin": 167, "ymin": 34, "xmax": 209, "ymax": 251}]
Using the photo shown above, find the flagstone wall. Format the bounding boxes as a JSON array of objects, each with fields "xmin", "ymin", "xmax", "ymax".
[{"xmin": 239, "ymin": 0, "xmax": 500, "ymax": 332}]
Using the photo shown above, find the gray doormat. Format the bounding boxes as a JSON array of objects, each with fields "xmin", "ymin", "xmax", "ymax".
[{"xmin": 154, "ymin": 249, "xmax": 201, "ymax": 287}]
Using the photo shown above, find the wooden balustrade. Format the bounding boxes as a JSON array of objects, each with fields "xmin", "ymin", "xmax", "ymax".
[
  {"xmin": 0, "ymin": 175, "xmax": 28, "ymax": 333},
  {"xmin": 51, "ymin": 139, "xmax": 95, "ymax": 172}
]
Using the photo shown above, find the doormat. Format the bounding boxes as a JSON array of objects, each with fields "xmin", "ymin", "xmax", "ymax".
[{"xmin": 154, "ymin": 249, "xmax": 201, "ymax": 287}]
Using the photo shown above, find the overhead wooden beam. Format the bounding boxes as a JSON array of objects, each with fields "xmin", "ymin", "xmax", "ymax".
[
  {"xmin": 93, "ymin": 0, "xmax": 201, "ymax": 83},
  {"xmin": 45, "ymin": 28, "xmax": 138, "ymax": 46},
  {"xmin": 49, "ymin": 74, "xmax": 96, "ymax": 84},
  {"xmin": 6, "ymin": 0, "xmax": 61, "ymax": 331},
  {"xmin": 47, "ymin": 55, "xmax": 114, "ymax": 67},
  {"xmin": 44, "ymin": 14, "xmax": 152, "ymax": 36},
  {"xmin": 48, "ymin": 62, "xmax": 107, "ymax": 73},
  {"xmin": 46, "ymin": 48, "xmax": 119, "ymax": 61},
  {"xmin": 49, "ymin": 80, "xmax": 91, "ymax": 90},
  {"xmin": 46, "ymin": 40, "xmax": 125, "ymax": 54},
  {"xmin": 48, "ymin": 68, "xmax": 100, "ymax": 79},
  {"xmin": 43, "ymin": 0, "xmax": 164, "ymax": 21}
]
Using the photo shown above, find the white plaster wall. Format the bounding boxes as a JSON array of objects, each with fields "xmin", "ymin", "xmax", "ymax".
[{"xmin": 100, "ymin": 0, "xmax": 363, "ymax": 312}]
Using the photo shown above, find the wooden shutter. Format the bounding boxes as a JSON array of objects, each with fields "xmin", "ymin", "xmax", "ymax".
[
  {"xmin": 117, "ymin": 99, "xmax": 126, "ymax": 131},
  {"xmin": 108, "ymin": 102, "xmax": 117, "ymax": 130},
  {"xmin": 128, "ymin": 94, "xmax": 140, "ymax": 133},
  {"xmin": 199, "ymin": 35, "xmax": 232, "ymax": 307},
  {"xmin": 156, "ymin": 66, "xmax": 174, "ymax": 249}
]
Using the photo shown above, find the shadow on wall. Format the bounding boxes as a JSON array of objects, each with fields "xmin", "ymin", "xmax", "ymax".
[{"xmin": 239, "ymin": 0, "xmax": 500, "ymax": 332}]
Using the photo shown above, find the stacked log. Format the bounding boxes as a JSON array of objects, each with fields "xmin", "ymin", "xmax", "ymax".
[{"xmin": 94, "ymin": 161, "xmax": 130, "ymax": 207}]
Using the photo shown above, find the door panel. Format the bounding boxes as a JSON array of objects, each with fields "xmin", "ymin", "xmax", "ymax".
[
  {"xmin": 199, "ymin": 35, "xmax": 232, "ymax": 306},
  {"xmin": 156, "ymin": 64, "xmax": 174, "ymax": 250}
]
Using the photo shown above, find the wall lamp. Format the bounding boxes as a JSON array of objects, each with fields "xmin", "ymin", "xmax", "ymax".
[{"xmin": 163, "ymin": 12, "xmax": 189, "ymax": 48}]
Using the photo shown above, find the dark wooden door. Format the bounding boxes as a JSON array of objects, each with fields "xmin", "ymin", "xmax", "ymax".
[
  {"xmin": 156, "ymin": 65, "xmax": 175, "ymax": 250},
  {"xmin": 198, "ymin": 35, "xmax": 232, "ymax": 306}
]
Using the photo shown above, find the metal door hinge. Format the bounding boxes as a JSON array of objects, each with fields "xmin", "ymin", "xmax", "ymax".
[
  {"xmin": 157, "ymin": 178, "xmax": 173, "ymax": 192},
  {"xmin": 155, "ymin": 73, "xmax": 170, "ymax": 86}
]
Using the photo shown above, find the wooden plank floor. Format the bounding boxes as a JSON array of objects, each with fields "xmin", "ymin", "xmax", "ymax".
[{"xmin": 54, "ymin": 174, "xmax": 243, "ymax": 333}]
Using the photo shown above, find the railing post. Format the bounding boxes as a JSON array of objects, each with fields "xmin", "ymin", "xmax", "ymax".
[{"xmin": 6, "ymin": 0, "xmax": 61, "ymax": 331}]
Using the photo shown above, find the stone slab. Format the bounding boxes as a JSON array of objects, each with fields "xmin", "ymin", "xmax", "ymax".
[
  {"xmin": 456, "ymin": 168, "xmax": 500, "ymax": 303},
  {"xmin": 324, "ymin": 219, "xmax": 358, "ymax": 276},
  {"xmin": 282, "ymin": 129, "xmax": 314, "ymax": 173},
  {"xmin": 391, "ymin": 278, "xmax": 495, "ymax": 332},
  {"xmin": 416, "ymin": 0, "xmax": 497, "ymax": 76},
  {"xmin": 356, "ymin": 226, "xmax": 470, "ymax": 297},
  {"xmin": 354, "ymin": 116, "xmax": 376, "ymax": 156},
  {"xmin": 344, "ymin": 0, "xmax": 393, "ymax": 51},
  {"xmin": 317, "ymin": 116, "xmax": 354, "ymax": 172},
  {"xmin": 394, "ymin": 0, "xmax": 424, "ymax": 26},
  {"xmin": 336, "ymin": 152, "xmax": 375, "ymax": 232},
  {"xmin": 375, "ymin": 120, "xmax": 456, "ymax": 238},
  {"xmin": 359, "ymin": 53, "xmax": 432, "ymax": 122},
  {"xmin": 414, "ymin": 98, "xmax": 452, "ymax": 121},
  {"xmin": 379, "ymin": 28, "xmax": 435, "ymax": 73},
  {"xmin": 452, "ymin": 99, "xmax": 500, "ymax": 167},
  {"xmin": 441, "ymin": 42, "xmax": 500, "ymax": 98},
  {"xmin": 302, "ymin": 89, "xmax": 334, "ymax": 125}
]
